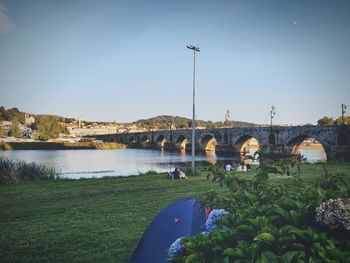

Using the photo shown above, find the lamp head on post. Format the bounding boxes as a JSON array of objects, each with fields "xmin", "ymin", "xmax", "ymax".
[{"xmin": 187, "ymin": 45, "xmax": 200, "ymax": 52}]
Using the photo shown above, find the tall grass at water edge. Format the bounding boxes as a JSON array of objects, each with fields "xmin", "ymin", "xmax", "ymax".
[{"xmin": 0, "ymin": 157, "xmax": 60, "ymax": 184}]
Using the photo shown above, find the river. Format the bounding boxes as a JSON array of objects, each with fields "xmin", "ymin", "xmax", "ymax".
[{"xmin": 0, "ymin": 148, "xmax": 326, "ymax": 179}]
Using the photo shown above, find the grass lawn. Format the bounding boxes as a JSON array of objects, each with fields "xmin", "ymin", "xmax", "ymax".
[{"xmin": 0, "ymin": 163, "xmax": 349, "ymax": 263}]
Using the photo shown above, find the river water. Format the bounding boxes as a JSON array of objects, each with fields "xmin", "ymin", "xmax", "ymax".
[{"xmin": 0, "ymin": 148, "xmax": 326, "ymax": 179}]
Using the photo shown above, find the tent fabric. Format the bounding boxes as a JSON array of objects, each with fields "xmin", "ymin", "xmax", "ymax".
[{"xmin": 130, "ymin": 197, "xmax": 206, "ymax": 263}]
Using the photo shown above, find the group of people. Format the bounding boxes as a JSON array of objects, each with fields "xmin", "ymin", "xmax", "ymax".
[
  {"xmin": 224, "ymin": 162, "xmax": 251, "ymax": 172},
  {"xmin": 168, "ymin": 167, "xmax": 187, "ymax": 180}
]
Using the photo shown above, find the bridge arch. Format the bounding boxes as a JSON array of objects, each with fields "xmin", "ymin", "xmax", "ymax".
[
  {"xmin": 129, "ymin": 136, "xmax": 136, "ymax": 143},
  {"xmin": 234, "ymin": 135, "xmax": 260, "ymax": 156},
  {"xmin": 175, "ymin": 135, "xmax": 188, "ymax": 150},
  {"xmin": 156, "ymin": 135, "xmax": 167, "ymax": 148},
  {"xmin": 287, "ymin": 135, "xmax": 327, "ymax": 162},
  {"xmin": 140, "ymin": 135, "xmax": 150, "ymax": 144},
  {"xmin": 200, "ymin": 134, "xmax": 217, "ymax": 151}
]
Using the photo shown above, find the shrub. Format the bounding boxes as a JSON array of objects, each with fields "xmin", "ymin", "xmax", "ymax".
[
  {"xmin": 0, "ymin": 142, "xmax": 12, "ymax": 150},
  {"xmin": 169, "ymin": 150, "xmax": 350, "ymax": 262}
]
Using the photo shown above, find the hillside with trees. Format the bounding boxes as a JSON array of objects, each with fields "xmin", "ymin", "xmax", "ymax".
[
  {"xmin": 134, "ymin": 115, "xmax": 260, "ymax": 130},
  {"xmin": 0, "ymin": 107, "xmax": 25, "ymax": 123}
]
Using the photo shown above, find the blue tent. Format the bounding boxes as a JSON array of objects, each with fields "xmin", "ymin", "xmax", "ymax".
[{"xmin": 130, "ymin": 197, "xmax": 206, "ymax": 263}]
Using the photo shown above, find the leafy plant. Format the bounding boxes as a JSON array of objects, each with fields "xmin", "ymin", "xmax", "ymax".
[{"xmin": 169, "ymin": 149, "xmax": 350, "ymax": 263}]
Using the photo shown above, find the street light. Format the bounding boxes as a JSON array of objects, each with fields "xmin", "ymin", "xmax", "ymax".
[
  {"xmin": 187, "ymin": 44, "xmax": 200, "ymax": 175},
  {"xmin": 342, "ymin": 104, "xmax": 347, "ymax": 125},
  {"xmin": 270, "ymin": 105, "xmax": 276, "ymax": 129}
]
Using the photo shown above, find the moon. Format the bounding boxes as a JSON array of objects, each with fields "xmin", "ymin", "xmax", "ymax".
[{"xmin": 293, "ymin": 21, "xmax": 297, "ymax": 25}]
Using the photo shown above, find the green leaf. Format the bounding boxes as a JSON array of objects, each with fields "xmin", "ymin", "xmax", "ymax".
[
  {"xmin": 261, "ymin": 251, "xmax": 278, "ymax": 263},
  {"xmin": 254, "ymin": 232, "xmax": 276, "ymax": 242},
  {"xmin": 235, "ymin": 224, "xmax": 255, "ymax": 235},
  {"xmin": 289, "ymin": 210, "xmax": 300, "ymax": 225},
  {"xmin": 223, "ymin": 248, "xmax": 234, "ymax": 256},
  {"xmin": 273, "ymin": 205, "xmax": 293, "ymax": 222},
  {"xmin": 185, "ymin": 253, "xmax": 200, "ymax": 263},
  {"xmin": 233, "ymin": 247, "xmax": 246, "ymax": 258},
  {"xmin": 281, "ymin": 251, "xmax": 302, "ymax": 263}
]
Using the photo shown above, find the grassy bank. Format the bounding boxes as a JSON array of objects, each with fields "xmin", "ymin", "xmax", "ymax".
[
  {"xmin": 0, "ymin": 141, "xmax": 127, "ymax": 150},
  {"xmin": 0, "ymin": 163, "xmax": 349, "ymax": 262},
  {"xmin": 0, "ymin": 172, "xmax": 226, "ymax": 263}
]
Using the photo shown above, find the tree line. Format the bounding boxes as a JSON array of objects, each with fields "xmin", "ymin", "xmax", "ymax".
[
  {"xmin": 134, "ymin": 115, "xmax": 259, "ymax": 130},
  {"xmin": 317, "ymin": 116, "xmax": 350, "ymax": 125}
]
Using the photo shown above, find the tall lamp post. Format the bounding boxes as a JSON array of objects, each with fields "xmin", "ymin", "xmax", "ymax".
[
  {"xmin": 270, "ymin": 105, "xmax": 276, "ymax": 130},
  {"xmin": 187, "ymin": 44, "xmax": 200, "ymax": 175},
  {"xmin": 342, "ymin": 104, "xmax": 347, "ymax": 125}
]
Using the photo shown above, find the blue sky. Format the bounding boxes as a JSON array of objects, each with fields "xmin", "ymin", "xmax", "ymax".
[{"xmin": 0, "ymin": 0, "xmax": 349, "ymax": 125}]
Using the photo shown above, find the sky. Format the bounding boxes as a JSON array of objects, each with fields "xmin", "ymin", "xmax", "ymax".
[{"xmin": 0, "ymin": 0, "xmax": 349, "ymax": 125}]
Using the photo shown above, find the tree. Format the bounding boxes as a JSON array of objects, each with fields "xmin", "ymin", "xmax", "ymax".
[
  {"xmin": 0, "ymin": 124, "xmax": 4, "ymax": 136},
  {"xmin": 317, "ymin": 116, "xmax": 334, "ymax": 125},
  {"xmin": 36, "ymin": 116, "xmax": 62, "ymax": 140},
  {"xmin": 9, "ymin": 121, "xmax": 21, "ymax": 138},
  {"xmin": 334, "ymin": 116, "xmax": 350, "ymax": 125},
  {"xmin": 317, "ymin": 116, "xmax": 350, "ymax": 125}
]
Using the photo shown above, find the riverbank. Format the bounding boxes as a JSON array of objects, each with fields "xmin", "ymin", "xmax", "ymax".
[
  {"xmin": 0, "ymin": 141, "xmax": 127, "ymax": 150},
  {"xmin": 0, "ymin": 163, "xmax": 349, "ymax": 262}
]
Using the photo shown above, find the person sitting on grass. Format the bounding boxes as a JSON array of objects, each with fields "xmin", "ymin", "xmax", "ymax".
[
  {"xmin": 224, "ymin": 163, "xmax": 232, "ymax": 172},
  {"xmin": 179, "ymin": 168, "xmax": 187, "ymax": 179},
  {"xmin": 167, "ymin": 168, "xmax": 180, "ymax": 180}
]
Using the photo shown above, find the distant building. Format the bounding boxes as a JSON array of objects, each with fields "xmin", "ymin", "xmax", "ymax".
[
  {"xmin": 19, "ymin": 124, "xmax": 32, "ymax": 138},
  {"xmin": 24, "ymin": 114, "xmax": 35, "ymax": 125},
  {"xmin": 1, "ymin": 121, "xmax": 12, "ymax": 134}
]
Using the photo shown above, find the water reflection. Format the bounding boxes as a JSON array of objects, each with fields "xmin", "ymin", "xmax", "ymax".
[
  {"xmin": 205, "ymin": 151, "xmax": 217, "ymax": 165},
  {"xmin": 293, "ymin": 138, "xmax": 327, "ymax": 163}
]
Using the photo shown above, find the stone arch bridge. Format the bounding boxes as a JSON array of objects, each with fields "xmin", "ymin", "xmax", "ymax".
[{"xmin": 92, "ymin": 125, "xmax": 350, "ymax": 161}]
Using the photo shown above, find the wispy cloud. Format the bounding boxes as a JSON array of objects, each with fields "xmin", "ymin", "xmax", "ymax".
[{"xmin": 0, "ymin": 3, "xmax": 15, "ymax": 34}]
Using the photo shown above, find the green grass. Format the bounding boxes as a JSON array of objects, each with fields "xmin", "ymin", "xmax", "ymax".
[
  {"xmin": 0, "ymin": 163, "xmax": 349, "ymax": 263},
  {"xmin": 0, "ymin": 172, "xmax": 225, "ymax": 263}
]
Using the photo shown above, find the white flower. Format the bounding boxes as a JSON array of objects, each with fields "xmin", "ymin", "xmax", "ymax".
[{"xmin": 315, "ymin": 198, "xmax": 350, "ymax": 230}]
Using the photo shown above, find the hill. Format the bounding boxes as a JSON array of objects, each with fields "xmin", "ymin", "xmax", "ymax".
[
  {"xmin": 0, "ymin": 107, "xmax": 261, "ymax": 129},
  {"xmin": 134, "ymin": 115, "xmax": 260, "ymax": 130}
]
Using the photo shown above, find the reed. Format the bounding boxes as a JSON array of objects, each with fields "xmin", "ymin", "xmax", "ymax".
[{"xmin": 0, "ymin": 157, "xmax": 60, "ymax": 184}]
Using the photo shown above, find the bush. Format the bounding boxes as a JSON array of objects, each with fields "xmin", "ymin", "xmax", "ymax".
[
  {"xmin": 169, "ymin": 150, "xmax": 350, "ymax": 262},
  {"xmin": 0, "ymin": 142, "xmax": 12, "ymax": 150}
]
